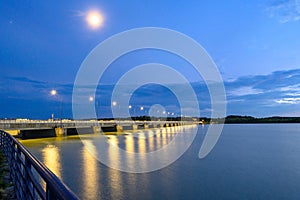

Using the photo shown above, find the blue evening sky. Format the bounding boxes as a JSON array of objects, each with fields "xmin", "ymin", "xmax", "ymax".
[{"xmin": 1, "ymin": 0, "xmax": 300, "ymax": 119}]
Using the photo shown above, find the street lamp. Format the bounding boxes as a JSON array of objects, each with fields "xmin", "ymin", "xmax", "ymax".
[
  {"xmin": 140, "ymin": 106, "xmax": 145, "ymax": 120},
  {"xmin": 89, "ymin": 96, "xmax": 100, "ymax": 119},
  {"xmin": 128, "ymin": 105, "xmax": 135, "ymax": 120},
  {"xmin": 50, "ymin": 89, "xmax": 62, "ymax": 127},
  {"xmin": 50, "ymin": 90, "xmax": 57, "ymax": 121},
  {"xmin": 112, "ymin": 101, "xmax": 119, "ymax": 123},
  {"xmin": 89, "ymin": 96, "xmax": 97, "ymax": 116}
]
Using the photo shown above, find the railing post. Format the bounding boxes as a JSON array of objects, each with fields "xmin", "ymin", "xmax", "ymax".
[
  {"xmin": 46, "ymin": 185, "xmax": 50, "ymax": 200},
  {"xmin": 46, "ymin": 184, "xmax": 56, "ymax": 200},
  {"xmin": 10, "ymin": 140, "xmax": 16, "ymax": 182},
  {"xmin": 24, "ymin": 156, "xmax": 31, "ymax": 199},
  {"xmin": 16, "ymin": 146, "xmax": 22, "ymax": 199}
]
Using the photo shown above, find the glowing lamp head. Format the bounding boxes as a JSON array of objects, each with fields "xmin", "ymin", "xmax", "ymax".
[
  {"xmin": 51, "ymin": 89, "xmax": 57, "ymax": 96},
  {"xmin": 86, "ymin": 11, "xmax": 103, "ymax": 29}
]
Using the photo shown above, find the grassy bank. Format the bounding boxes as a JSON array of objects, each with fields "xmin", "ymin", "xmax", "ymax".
[
  {"xmin": 0, "ymin": 151, "xmax": 15, "ymax": 199},
  {"xmin": 0, "ymin": 151, "xmax": 7, "ymax": 197}
]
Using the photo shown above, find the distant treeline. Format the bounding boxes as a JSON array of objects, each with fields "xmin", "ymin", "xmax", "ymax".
[
  {"xmin": 209, "ymin": 115, "xmax": 300, "ymax": 124},
  {"xmin": 3, "ymin": 115, "xmax": 300, "ymax": 124},
  {"xmin": 103, "ymin": 115, "xmax": 300, "ymax": 123}
]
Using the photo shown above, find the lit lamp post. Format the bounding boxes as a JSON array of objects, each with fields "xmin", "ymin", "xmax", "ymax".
[
  {"xmin": 112, "ymin": 101, "xmax": 119, "ymax": 123},
  {"xmin": 140, "ymin": 106, "xmax": 144, "ymax": 120},
  {"xmin": 128, "ymin": 105, "xmax": 133, "ymax": 120},
  {"xmin": 171, "ymin": 112, "xmax": 175, "ymax": 121},
  {"xmin": 50, "ymin": 89, "xmax": 62, "ymax": 127},
  {"xmin": 89, "ymin": 96, "xmax": 94, "ymax": 112},
  {"xmin": 50, "ymin": 90, "xmax": 56, "ymax": 121},
  {"xmin": 89, "ymin": 96, "xmax": 100, "ymax": 120},
  {"xmin": 162, "ymin": 111, "xmax": 166, "ymax": 122}
]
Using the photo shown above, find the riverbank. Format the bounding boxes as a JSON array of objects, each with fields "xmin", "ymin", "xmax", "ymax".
[
  {"xmin": 198, "ymin": 115, "xmax": 300, "ymax": 124},
  {"xmin": 0, "ymin": 152, "xmax": 16, "ymax": 199}
]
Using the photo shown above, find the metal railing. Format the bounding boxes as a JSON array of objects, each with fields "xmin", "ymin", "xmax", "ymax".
[
  {"xmin": 0, "ymin": 119, "xmax": 192, "ymax": 130},
  {"xmin": 0, "ymin": 130, "xmax": 79, "ymax": 200}
]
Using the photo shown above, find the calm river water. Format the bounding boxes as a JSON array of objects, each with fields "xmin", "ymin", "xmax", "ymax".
[{"xmin": 21, "ymin": 124, "xmax": 300, "ymax": 199}]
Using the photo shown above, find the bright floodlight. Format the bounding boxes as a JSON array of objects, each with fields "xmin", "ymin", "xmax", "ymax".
[
  {"xmin": 89, "ymin": 96, "xmax": 94, "ymax": 101},
  {"xmin": 86, "ymin": 10, "xmax": 103, "ymax": 29},
  {"xmin": 140, "ymin": 106, "xmax": 144, "ymax": 111},
  {"xmin": 51, "ymin": 89, "xmax": 57, "ymax": 96},
  {"xmin": 112, "ymin": 101, "xmax": 117, "ymax": 106}
]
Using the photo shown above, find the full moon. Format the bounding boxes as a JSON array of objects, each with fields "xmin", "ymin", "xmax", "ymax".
[{"xmin": 86, "ymin": 11, "xmax": 103, "ymax": 29}]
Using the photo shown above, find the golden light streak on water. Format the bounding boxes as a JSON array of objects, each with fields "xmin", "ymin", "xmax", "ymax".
[
  {"xmin": 148, "ymin": 130, "xmax": 155, "ymax": 152},
  {"xmin": 81, "ymin": 140, "xmax": 99, "ymax": 200},
  {"xmin": 41, "ymin": 144, "xmax": 62, "ymax": 191},
  {"xmin": 125, "ymin": 134, "xmax": 135, "ymax": 153},
  {"xmin": 42, "ymin": 144, "xmax": 61, "ymax": 178},
  {"xmin": 138, "ymin": 133, "xmax": 146, "ymax": 154},
  {"xmin": 162, "ymin": 128, "xmax": 167, "ymax": 146},
  {"xmin": 107, "ymin": 136, "xmax": 123, "ymax": 199},
  {"xmin": 155, "ymin": 130, "xmax": 161, "ymax": 149}
]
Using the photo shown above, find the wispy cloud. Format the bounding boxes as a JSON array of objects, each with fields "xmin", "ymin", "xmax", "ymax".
[
  {"xmin": 228, "ymin": 86, "xmax": 263, "ymax": 96},
  {"xmin": 278, "ymin": 83, "xmax": 300, "ymax": 92},
  {"xmin": 284, "ymin": 92, "xmax": 300, "ymax": 96},
  {"xmin": 275, "ymin": 97, "xmax": 300, "ymax": 104},
  {"xmin": 266, "ymin": 0, "xmax": 300, "ymax": 23}
]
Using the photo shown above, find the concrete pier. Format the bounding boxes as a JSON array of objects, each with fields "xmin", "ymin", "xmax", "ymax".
[
  {"xmin": 55, "ymin": 127, "xmax": 66, "ymax": 137},
  {"xmin": 132, "ymin": 124, "xmax": 138, "ymax": 130},
  {"xmin": 93, "ymin": 126, "xmax": 101, "ymax": 133},
  {"xmin": 116, "ymin": 125, "xmax": 123, "ymax": 132}
]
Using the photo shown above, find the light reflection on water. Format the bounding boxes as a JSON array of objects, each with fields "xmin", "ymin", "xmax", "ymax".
[
  {"xmin": 107, "ymin": 136, "xmax": 123, "ymax": 199},
  {"xmin": 21, "ymin": 124, "xmax": 300, "ymax": 199},
  {"xmin": 20, "ymin": 126, "xmax": 190, "ymax": 199},
  {"xmin": 42, "ymin": 144, "xmax": 61, "ymax": 178},
  {"xmin": 81, "ymin": 141, "xmax": 99, "ymax": 200}
]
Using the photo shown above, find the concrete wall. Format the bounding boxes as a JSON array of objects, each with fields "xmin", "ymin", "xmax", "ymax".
[
  {"xmin": 20, "ymin": 129, "xmax": 55, "ymax": 139},
  {"xmin": 66, "ymin": 127, "xmax": 94, "ymax": 135}
]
